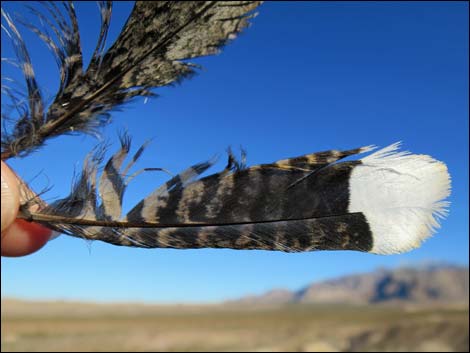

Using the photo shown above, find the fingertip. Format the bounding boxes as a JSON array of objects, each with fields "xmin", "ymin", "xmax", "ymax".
[
  {"xmin": 1, "ymin": 161, "xmax": 20, "ymax": 232},
  {"xmin": 1, "ymin": 219, "xmax": 51, "ymax": 257},
  {"xmin": 1, "ymin": 161, "xmax": 52, "ymax": 257}
]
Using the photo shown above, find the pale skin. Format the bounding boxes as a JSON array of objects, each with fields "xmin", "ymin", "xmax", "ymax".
[{"xmin": 1, "ymin": 161, "xmax": 51, "ymax": 256}]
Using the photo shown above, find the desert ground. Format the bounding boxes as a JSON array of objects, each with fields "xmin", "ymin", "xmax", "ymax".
[{"xmin": 1, "ymin": 300, "xmax": 468, "ymax": 352}]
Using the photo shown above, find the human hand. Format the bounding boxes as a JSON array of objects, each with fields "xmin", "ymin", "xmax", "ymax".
[{"xmin": 1, "ymin": 161, "xmax": 52, "ymax": 256}]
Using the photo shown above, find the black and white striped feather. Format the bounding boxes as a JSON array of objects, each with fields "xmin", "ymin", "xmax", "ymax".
[{"xmin": 18, "ymin": 137, "xmax": 450, "ymax": 254}]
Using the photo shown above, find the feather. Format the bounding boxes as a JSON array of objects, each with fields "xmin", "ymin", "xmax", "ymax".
[
  {"xmin": 1, "ymin": 1, "xmax": 262, "ymax": 159},
  {"xmin": 3, "ymin": 2, "xmax": 451, "ymax": 255},
  {"xmin": 17, "ymin": 138, "xmax": 451, "ymax": 254}
]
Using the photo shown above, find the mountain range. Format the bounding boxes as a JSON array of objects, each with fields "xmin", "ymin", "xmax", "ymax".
[{"xmin": 232, "ymin": 264, "xmax": 469, "ymax": 305}]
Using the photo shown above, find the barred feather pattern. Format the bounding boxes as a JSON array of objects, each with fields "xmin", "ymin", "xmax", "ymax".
[
  {"xmin": 17, "ymin": 137, "xmax": 450, "ymax": 254},
  {"xmin": 1, "ymin": 1, "xmax": 262, "ymax": 159},
  {"xmin": 18, "ymin": 137, "xmax": 372, "ymax": 251}
]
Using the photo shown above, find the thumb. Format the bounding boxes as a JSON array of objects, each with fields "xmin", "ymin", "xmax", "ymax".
[{"xmin": 1, "ymin": 161, "xmax": 20, "ymax": 233}]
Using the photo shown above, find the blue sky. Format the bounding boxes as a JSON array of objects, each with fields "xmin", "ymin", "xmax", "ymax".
[{"xmin": 1, "ymin": 1, "xmax": 468, "ymax": 303}]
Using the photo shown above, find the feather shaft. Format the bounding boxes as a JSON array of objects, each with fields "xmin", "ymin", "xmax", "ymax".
[{"xmin": 17, "ymin": 210, "xmax": 364, "ymax": 229}]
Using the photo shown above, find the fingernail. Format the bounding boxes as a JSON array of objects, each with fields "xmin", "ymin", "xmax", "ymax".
[{"xmin": 1, "ymin": 169, "xmax": 19, "ymax": 232}]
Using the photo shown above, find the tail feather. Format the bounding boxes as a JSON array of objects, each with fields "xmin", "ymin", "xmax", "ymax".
[{"xmin": 18, "ymin": 141, "xmax": 451, "ymax": 254}]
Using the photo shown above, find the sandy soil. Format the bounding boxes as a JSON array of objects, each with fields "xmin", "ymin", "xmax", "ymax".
[{"xmin": 1, "ymin": 300, "xmax": 468, "ymax": 352}]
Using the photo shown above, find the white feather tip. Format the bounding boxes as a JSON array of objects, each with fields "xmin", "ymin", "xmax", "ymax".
[{"xmin": 349, "ymin": 143, "xmax": 451, "ymax": 255}]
